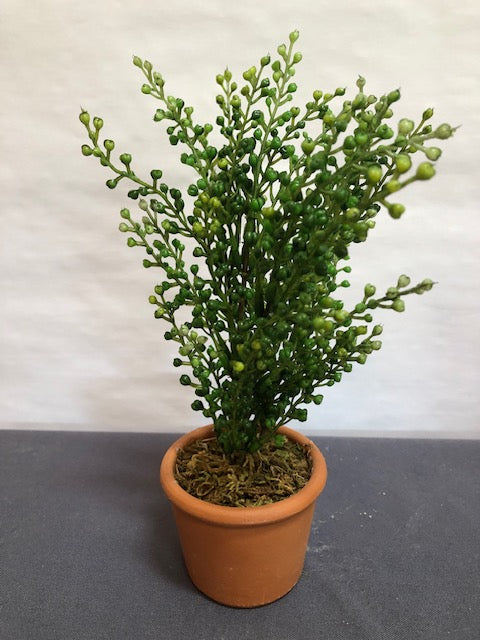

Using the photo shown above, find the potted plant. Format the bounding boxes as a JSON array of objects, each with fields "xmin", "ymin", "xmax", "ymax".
[{"xmin": 79, "ymin": 30, "xmax": 455, "ymax": 607}]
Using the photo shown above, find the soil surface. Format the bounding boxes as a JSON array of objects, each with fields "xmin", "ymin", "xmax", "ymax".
[{"xmin": 174, "ymin": 436, "xmax": 312, "ymax": 507}]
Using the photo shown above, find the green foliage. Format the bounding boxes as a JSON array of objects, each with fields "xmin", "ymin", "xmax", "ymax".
[{"xmin": 80, "ymin": 31, "xmax": 455, "ymax": 453}]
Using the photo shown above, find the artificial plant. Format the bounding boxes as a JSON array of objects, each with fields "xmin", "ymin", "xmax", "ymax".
[{"xmin": 80, "ymin": 31, "xmax": 455, "ymax": 455}]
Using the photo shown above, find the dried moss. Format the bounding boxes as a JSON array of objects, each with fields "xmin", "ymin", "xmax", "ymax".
[{"xmin": 174, "ymin": 436, "xmax": 312, "ymax": 507}]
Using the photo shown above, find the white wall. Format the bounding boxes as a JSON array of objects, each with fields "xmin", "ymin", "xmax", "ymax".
[{"xmin": 1, "ymin": 0, "xmax": 479, "ymax": 437}]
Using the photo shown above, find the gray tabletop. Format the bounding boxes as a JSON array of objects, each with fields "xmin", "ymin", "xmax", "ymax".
[{"xmin": 1, "ymin": 430, "xmax": 479, "ymax": 640}]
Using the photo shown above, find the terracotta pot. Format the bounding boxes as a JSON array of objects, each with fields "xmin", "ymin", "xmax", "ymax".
[{"xmin": 160, "ymin": 424, "xmax": 327, "ymax": 608}]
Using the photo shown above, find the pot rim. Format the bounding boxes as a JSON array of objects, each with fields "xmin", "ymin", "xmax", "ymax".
[{"xmin": 160, "ymin": 425, "xmax": 327, "ymax": 527}]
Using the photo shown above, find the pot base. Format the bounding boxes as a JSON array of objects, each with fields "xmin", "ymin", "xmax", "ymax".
[{"xmin": 192, "ymin": 573, "xmax": 300, "ymax": 609}]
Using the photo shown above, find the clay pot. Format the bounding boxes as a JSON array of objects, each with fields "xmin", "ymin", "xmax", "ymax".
[{"xmin": 160, "ymin": 424, "xmax": 327, "ymax": 608}]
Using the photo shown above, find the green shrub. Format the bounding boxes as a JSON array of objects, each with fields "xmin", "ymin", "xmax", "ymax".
[{"xmin": 80, "ymin": 31, "xmax": 455, "ymax": 453}]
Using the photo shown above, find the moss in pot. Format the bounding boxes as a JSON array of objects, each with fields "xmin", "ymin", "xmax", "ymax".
[{"xmin": 79, "ymin": 31, "xmax": 455, "ymax": 605}]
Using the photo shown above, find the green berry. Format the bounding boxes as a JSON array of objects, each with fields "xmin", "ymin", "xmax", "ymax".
[
  {"xmin": 364, "ymin": 283, "xmax": 376, "ymax": 298},
  {"xmin": 434, "ymin": 123, "xmax": 454, "ymax": 139},
  {"xmin": 352, "ymin": 93, "xmax": 367, "ymax": 109},
  {"xmin": 392, "ymin": 298, "xmax": 405, "ymax": 312},
  {"xmin": 388, "ymin": 203, "xmax": 405, "ymax": 219},
  {"xmin": 386, "ymin": 180, "xmax": 401, "ymax": 193},
  {"xmin": 397, "ymin": 274, "xmax": 411, "ymax": 288},
  {"xmin": 154, "ymin": 109, "xmax": 166, "ymax": 122},
  {"xmin": 345, "ymin": 207, "xmax": 360, "ymax": 220},
  {"xmin": 232, "ymin": 360, "xmax": 245, "ymax": 373},
  {"xmin": 343, "ymin": 135, "xmax": 356, "ymax": 150},
  {"xmin": 425, "ymin": 147, "xmax": 442, "ymax": 161},
  {"xmin": 398, "ymin": 118, "xmax": 414, "ymax": 135},
  {"xmin": 153, "ymin": 72, "xmax": 165, "ymax": 88},
  {"xmin": 421, "ymin": 278, "xmax": 434, "ymax": 291},
  {"xmin": 387, "ymin": 89, "xmax": 401, "ymax": 103},
  {"xmin": 79, "ymin": 111, "xmax": 90, "ymax": 126},
  {"xmin": 377, "ymin": 124, "xmax": 394, "ymax": 139},
  {"xmin": 289, "ymin": 30, "xmax": 300, "ymax": 43},
  {"xmin": 367, "ymin": 164, "xmax": 383, "ymax": 185},
  {"xmin": 354, "ymin": 131, "xmax": 369, "ymax": 146},
  {"xmin": 301, "ymin": 138, "xmax": 315, "ymax": 155},
  {"xmin": 334, "ymin": 310, "xmax": 349, "ymax": 323},
  {"xmin": 242, "ymin": 67, "xmax": 256, "ymax": 82},
  {"xmin": 395, "ymin": 154, "xmax": 412, "ymax": 174},
  {"xmin": 356, "ymin": 76, "xmax": 366, "ymax": 91},
  {"xmin": 416, "ymin": 162, "xmax": 435, "ymax": 180}
]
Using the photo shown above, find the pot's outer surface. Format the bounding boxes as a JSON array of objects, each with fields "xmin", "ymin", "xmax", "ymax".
[{"xmin": 160, "ymin": 425, "xmax": 328, "ymax": 607}]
